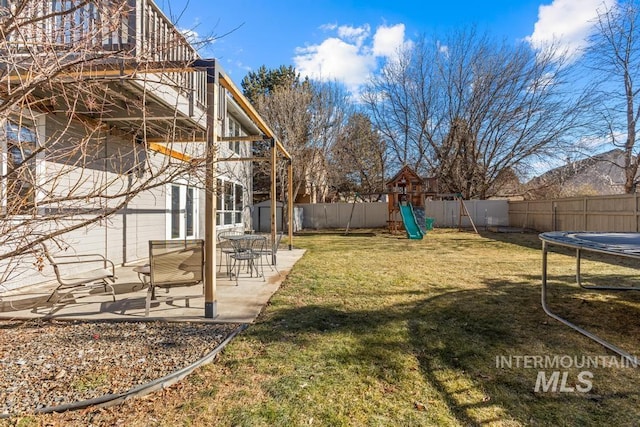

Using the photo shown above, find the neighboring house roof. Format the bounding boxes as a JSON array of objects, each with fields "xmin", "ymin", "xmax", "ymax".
[{"xmin": 526, "ymin": 149, "xmax": 629, "ymax": 197}]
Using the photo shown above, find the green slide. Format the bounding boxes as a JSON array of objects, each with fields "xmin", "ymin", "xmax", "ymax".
[{"xmin": 399, "ymin": 204, "xmax": 424, "ymax": 240}]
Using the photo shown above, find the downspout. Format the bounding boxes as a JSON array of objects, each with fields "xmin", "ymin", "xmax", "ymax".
[
  {"xmin": 123, "ymin": 172, "xmax": 132, "ymax": 263},
  {"xmin": 104, "ymin": 133, "xmax": 108, "ymax": 260}
]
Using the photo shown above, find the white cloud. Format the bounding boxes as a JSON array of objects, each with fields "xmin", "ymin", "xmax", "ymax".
[
  {"xmin": 293, "ymin": 23, "xmax": 410, "ymax": 95},
  {"xmin": 294, "ymin": 37, "xmax": 376, "ymax": 91},
  {"xmin": 372, "ymin": 24, "xmax": 407, "ymax": 57},
  {"xmin": 320, "ymin": 23, "xmax": 337, "ymax": 31},
  {"xmin": 526, "ymin": 0, "xmax": 617, "ymax": 60},
  {"xmin": 337, "ymin": 24, "xmax": 370, "ymax": 46},
  {"xmin": 437, "ymin": 41, "xmax": 449, "ymax": 58}
]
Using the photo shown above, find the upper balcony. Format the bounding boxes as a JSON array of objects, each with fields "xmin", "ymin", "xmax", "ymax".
[{"xmin": 1, "ymin": 0, "xmax": 209, "ymax": 142}]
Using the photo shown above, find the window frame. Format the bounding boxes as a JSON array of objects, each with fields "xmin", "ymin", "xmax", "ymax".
[
  {"xmin": 216, "ymin": 176, "xmax": 245, "ymax": 228},
  {"xmin": 1, "ymin": 116, "xmax": 44, "ymax": 217},
  {"xmin": 166, "ymin": 182, "xmax": 199, "ymax": 240},
  {"xmin": 226, "ymin": 116, "xmax": 243, "ymax": 155}
]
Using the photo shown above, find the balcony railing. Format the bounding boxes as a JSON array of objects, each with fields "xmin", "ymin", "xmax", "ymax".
[{"xmin": 1, "ymin": 0, "xmax": 206, "ymax": 109}]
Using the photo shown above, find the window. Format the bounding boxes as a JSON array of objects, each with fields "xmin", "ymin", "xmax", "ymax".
[
  {"xmin": 235, "ymin": 184, "xmax": 243, "ymax": 223},
  {"xmin": 3, "ymin": 120, "xmax": 37, "ymax": 214},
  {"xmin": 170, "ymin": 185, "xmax": 180, "ymax": 238},
  {"xmin": 186, "ymin": 187, "xmax": 194, "ymax": 236},
  {"xmin": 167, "ymin": 184, "xmax": 198, "ymax": 239},
  {"xmin": 227, "ymin": 119, "xmax": 234, "ymax": 152},
  {"xmin": 227, "ymin": 117, "xmax": 242, "ymax": 155},
  {"xmin": 224, "ymin": 181, "xmax": 233, "ymax": 224},
  {"xmin": 216, "ymin": 178, "xmax": 223, "ymax": 225},
  {"xmin": 216, "ymin": 178, "xmax": 244, "ymax": 227},
  {"xmin": 234, "ymin": 120, "xmax": 241, "ymax": 155}
]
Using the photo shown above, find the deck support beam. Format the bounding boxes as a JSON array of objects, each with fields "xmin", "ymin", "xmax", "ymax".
[{"xmin": 198, "ymin": 60, "xmax": 218, "ymax": 319}]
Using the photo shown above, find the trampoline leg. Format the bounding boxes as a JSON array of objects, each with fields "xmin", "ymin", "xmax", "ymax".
[{"xmin": 541, "ymin": 241, "xmax": 638, "ymax": 365}]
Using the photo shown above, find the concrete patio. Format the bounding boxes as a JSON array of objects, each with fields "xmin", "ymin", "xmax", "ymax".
[{"xmin": 0, "ymin": 248, "xmax": 306, "ymax": 323}]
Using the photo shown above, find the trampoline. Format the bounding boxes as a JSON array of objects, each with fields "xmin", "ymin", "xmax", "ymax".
[{"xmin": 540, "ymin": 231, "xmax": 640, "ymax": 363}]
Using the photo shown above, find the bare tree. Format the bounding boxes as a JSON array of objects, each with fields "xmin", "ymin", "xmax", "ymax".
[
  {"xmin": 363, "ymin": 27, "xmax": 591, "ymax": 199},
  {"xmin": 251, "ymin": 82, "xmax": 312, "ymax": 201},
  {"xmin": 247, "ymin": 69, "xmax": 350, "ymax": 203},
  {"xmin": 584, "ymin": 1, "xmax": 640, "ymax": 193},
  {"xmin": 329, "ymin": 112, "xmax": 386, "ymax": 200},
  {"xmin": 304, "ymin": 80, "xmax": 350, "ymax": 201},
  {"xmin": 241, "ymin": 66, "xmax": 304, "ymax": 202},
  {"xmin": 0, "ymin": 0, "xmax": 213, "ymax": 285}
]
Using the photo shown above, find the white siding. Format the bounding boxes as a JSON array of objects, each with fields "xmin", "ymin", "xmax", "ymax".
[{"xmin": 2, "ymin": 92, "xmax": 258, "ymax": 292}]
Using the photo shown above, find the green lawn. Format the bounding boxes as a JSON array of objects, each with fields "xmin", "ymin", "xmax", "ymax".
[{"xmin": 42, "ymin": 229, "xmax": 640, "ymax": 426}]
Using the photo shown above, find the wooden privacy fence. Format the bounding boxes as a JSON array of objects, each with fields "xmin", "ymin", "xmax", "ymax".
[
  {"xmin": 509, "ymin": 194, "xmax": 640, "ymax": 232},
  {"xmin": 424, "ymin": 200, "xmax": 509, "ymax": 229}
]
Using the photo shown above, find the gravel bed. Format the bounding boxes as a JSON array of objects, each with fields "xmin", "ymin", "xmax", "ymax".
[{"xmin": 0, "ymin": 319, "xmax": 241, "ymax": 417}]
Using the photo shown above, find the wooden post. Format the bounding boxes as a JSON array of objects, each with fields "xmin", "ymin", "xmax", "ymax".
[
  {"xmin": 196, "ymin": 59, "xmax": 218, "ymax": 319},
  {"xmin": 270, "ymin": 138, "xmax": 277, "ymax": 264},
  {"xmin": 288, "ymin": 158, "xmax": 293, "ymax": 250},
  {"xmin": 457, "ymin": 194, "xmax": 478, "ymax": 234},
  {"xmin": 633, "ymin": 193, "xmax": 640, "ymax": 233}
]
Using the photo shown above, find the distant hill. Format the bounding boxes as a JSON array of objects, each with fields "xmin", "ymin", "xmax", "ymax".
[{"xmin": 524, "ymin": 149, "xmax": 628, "ymax": 199}]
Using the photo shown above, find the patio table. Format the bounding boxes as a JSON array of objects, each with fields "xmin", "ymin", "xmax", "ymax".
[
  {"xmin": 225, "ymin": 234, "xmax": 266, "ymax": 284},
  {"xmin": 540, "ymin": 231, "xmax": 640, "ymax": 363},
  {"xmin": 133, "ymin": 264, "xmax": 152, "ymax": 297}
]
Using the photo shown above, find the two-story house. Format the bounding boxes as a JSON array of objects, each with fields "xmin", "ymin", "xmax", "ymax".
[{"xmin": 0, "ymin": 0, "xmax": 291, "ymax": 317}]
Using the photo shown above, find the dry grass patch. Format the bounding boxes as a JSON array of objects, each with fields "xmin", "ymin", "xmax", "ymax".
[{"xmin": 27, "ymin": 229, "xmax": 640, "ymax": 426}]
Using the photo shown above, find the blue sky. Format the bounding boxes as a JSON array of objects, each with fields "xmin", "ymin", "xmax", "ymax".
[{"xmin": 155, "ymin": 0, "xmax": 615, "ymax": 93}]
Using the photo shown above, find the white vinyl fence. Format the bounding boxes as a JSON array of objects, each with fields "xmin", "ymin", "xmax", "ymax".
[
  {"xmin": 296, "ymin": 202, "xmax": 388, "ymax": 229},
  {"xmin": 296, "ymin": 200, "xmax": 509, "ymax": 230}
]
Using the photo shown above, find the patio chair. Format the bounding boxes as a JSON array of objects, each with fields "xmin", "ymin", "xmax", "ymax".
[
  {"xmin": 146, "ymin": 239, "xmax": 204, "ymax": 316},
  {"xmin": 229, "ymin": 235, "xmax": 266, "ymax": 285},
  {"xmin": 41, "ymin": 244, "xmax": 117, "ymax": 304},
  {"xmin": 217, "ymin": 230, "xmax": 244, "ymax": 277},
  {"xmin": 258, "ymin": 232, "xmax": 283, "ymax": 274}
]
